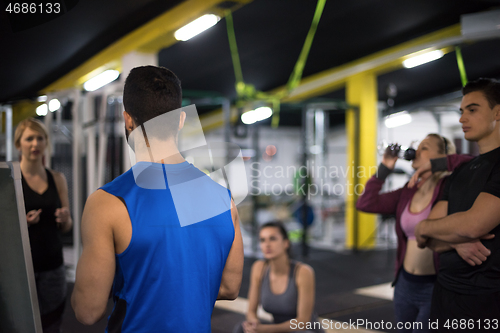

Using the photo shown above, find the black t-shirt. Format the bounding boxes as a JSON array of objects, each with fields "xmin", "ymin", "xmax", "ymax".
[{"xmin": 438, "ymin": 146, "xmax": 500, "ymax": 294}]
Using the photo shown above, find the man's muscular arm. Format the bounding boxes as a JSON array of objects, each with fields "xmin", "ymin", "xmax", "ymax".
[
  {"xmin": 71, "ymin": 190, "xmax": 122, "ymax": 325},
  {"xmin": 217, "ymin": 199, "xmax": 244, "ymax": 300},
  {"xmin": 416, "ymin": 193, "xmax": 500, "ymax": 246},
  {"xmin": 417, "ymin": 200, "xmax": 493, "ymax": 266}
]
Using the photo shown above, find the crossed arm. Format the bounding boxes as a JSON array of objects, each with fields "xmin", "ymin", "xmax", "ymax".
[{"xmin": 415, "ymin": 194, "xmax": 499, "ymax": 266}]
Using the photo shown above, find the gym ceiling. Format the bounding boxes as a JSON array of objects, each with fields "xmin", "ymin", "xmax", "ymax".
[{"xmin": 1, "ymin": 0, "xmax": 499, "ymax": 127}]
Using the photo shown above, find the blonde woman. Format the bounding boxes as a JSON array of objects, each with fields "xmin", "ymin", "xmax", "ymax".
[{"xmin": 15, "ymin": 118, "xmax": 72, "ymax": 332}]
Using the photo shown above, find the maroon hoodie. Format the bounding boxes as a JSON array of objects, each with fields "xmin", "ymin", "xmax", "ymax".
[{"xmin": 356, "ymin": 154, "xmax": 473, "ymax": 283}]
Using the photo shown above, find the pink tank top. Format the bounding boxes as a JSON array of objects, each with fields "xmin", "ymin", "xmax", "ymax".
[{"xmin": 400, "ymin": 199, "xmax": 433, "ymax": 240}]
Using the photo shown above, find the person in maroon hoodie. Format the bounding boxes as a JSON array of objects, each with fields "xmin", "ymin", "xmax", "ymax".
[{"xmin": 356, "ymin": 134, "xmax": 487, "ymax": 333}]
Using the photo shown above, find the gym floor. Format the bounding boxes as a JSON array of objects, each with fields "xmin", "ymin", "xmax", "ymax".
[{"xmin": 61, "ymin": 246, "xmax": 398, "ymax": 333}]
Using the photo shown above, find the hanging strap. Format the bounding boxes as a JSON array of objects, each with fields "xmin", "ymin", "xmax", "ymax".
[
  {"xmin": 225, "ymin": 10, "xmax": 245, "ymax": 96},
  {"xmin": 286, "ymin": 0, "xmax": 326, "ymax": 92},
  {"xmin": 455, "ymin": 46, "xmax": 468, "ymax": 87},
  {"xmin": 225, "ymin": 0, "xmax": 326, "ymax": 128}
]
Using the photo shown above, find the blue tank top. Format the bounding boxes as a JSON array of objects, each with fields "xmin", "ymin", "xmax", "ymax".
[{"xmin": 100, "ymin": 161, "xmax": 234, "ymax": 333}]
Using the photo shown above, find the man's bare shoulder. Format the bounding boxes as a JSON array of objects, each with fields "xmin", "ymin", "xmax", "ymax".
[{"xmin": 83, "ymin": 190, "xmax": 128, "ymax": 224}]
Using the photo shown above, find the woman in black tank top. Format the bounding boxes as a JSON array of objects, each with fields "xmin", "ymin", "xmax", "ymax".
[
  {"xmin": 234, "ymin": 221, "xmax": 324, "ymax": 333},
  {"xmin": 15, "ymin": 118, "xmax": 72, "ymax": 333}
]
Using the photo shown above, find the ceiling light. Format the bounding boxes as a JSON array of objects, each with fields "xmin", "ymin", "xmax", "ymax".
[
  {"xmin": 49, "ymin": 99, "xmax": 61, "ymax": 112},
  {"xmin": 36, "ymin": 104, "xmax": 48, "ymax": 117},
  {"xmin": 83, "ymin": 70, "xmax": 120, "ymax": 91},
  {"xmin": 384, "ymin": 111, "xmax": 412, "ymax": 128},
  {"xmin": 241, "ymin": 106, "xmax": 273, "ymax": 125},
  {"xmin": 403, "ymin": 50, "xmax": 444, "ymax": 68},
  {"xmin": 174, "ymin": 14, "xmax": 221, "ymax": 41},
  {"xmin": 37, "ymin": 95, "xmax": 47, "ymax": 102},
  {"xmin": 254, "ymin": 107, "xmax": 272, "ymax": 121},
  {"xmin": 241, "ymin": 111, "xmax": 257, "ymax": 125}
]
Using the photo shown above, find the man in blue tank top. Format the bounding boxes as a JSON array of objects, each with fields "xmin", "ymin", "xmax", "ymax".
[{"xmin": 71, "ymin": 66, "xmax": 244, "ymax": 332}]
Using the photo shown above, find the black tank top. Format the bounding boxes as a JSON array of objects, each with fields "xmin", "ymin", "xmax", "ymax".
[{"xmin": 22, "ymin": 169, "xmax": 63, "ymax": 272}]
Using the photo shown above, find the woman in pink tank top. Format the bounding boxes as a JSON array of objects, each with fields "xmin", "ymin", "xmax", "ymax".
[{"xmin": 357, "ymin": 134, "xmax": 481, "ymax": 333}]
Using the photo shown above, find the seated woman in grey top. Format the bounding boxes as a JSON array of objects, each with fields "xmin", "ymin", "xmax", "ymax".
[{"xmin": 234, "ymin": 221, "xmax": 324, "ymax": 333}]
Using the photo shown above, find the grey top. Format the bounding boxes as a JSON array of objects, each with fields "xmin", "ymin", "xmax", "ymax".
[{"xmin": 260, "ymin": 261, "xmax": 324, "ymax": 332}]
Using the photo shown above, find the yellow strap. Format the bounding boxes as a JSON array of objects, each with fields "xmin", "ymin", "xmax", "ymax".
[{"xmin": 225, "ymin": 0, "xmax": 326, "ymax": 128}]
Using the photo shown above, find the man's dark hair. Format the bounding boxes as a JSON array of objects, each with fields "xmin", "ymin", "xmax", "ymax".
[
  {"xmin": 462, "ymin": 78, "xmax": 500, "ymax": 109},
  {"xmin": 123, "ymin": 66, "xmax": 182, "ymax": 137}
]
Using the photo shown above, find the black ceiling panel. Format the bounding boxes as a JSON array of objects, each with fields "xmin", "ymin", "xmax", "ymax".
[{"xmin": 0, "ymin": 0, "xmax": 184, "ymax": 103}]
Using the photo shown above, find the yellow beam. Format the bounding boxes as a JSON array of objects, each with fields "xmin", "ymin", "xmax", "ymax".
[
  {"xmin": 11, "ymin": 100, "xmax": 42, "ymax": 126},
  {"xmin": 75, "ymin": 60, "xmax": 121, "ymax": 87},
  {"xmin": 41, "ymin": 0, "xmax": 251, "ymax": 94},
  {"xmin": 345, "ymin": 72, "xmax": 378, "ymax": 249},
  {"xmin": 199, "ymin": 108, "xmax": 240, "ymax": 133},
  {"xmin": 270, "ymin": 24, "xmax": 461, "ymax": 102}
]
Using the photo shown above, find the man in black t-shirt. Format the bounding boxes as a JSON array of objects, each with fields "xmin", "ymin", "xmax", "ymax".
[{"xmin": 415, "ymin": 78, "xmax": 500, "ymax": 331}]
